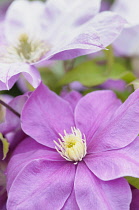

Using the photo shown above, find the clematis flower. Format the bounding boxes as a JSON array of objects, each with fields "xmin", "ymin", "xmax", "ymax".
[
  {"xmin": 0, "ymin": 0, "xmax": 126, "ymax": 90},
  {"xmin": 6, "ymin": 83, "xmax": 139, "ymax": 209}
]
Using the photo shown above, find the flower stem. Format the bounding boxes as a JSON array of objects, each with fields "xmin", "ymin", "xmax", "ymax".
[{"xmin": 0, "ymin": 99, "xmax": 20, "ymax": 118}]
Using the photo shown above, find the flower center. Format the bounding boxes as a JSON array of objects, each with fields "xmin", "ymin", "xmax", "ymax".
[
  {"xmin": 3, "ymin": 33, "xmax": 49, "ymax": 64},
  {"xmin": 54, "ymin": 127, "xmax": 87, "ymax": 163}
]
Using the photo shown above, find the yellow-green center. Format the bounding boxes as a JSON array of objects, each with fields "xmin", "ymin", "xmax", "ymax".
[{"xmin": 54, "ymin": 127, "xmax": 87, "ymax": 163}]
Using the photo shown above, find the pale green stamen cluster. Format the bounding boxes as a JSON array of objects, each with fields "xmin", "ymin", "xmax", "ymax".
[
  {"xmin": 54, "ymin": 127, "xmax": 87, "ymax": 163},
  {"xmin": 3, "ymin": 33, "xmax": 49, "ymax": 63}
]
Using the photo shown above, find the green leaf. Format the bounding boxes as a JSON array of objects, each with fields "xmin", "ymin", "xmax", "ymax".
[
  {"xmin": 109, "ymin": 63, "xmax": 136, "ymax": 83},
  {"xmin": 59, "ymin": 60, "xmax": 136, "ymax": 87},
  {"xmin": 39, "ymin": 68, "xmax": 61, "ymax": 93},
  {"xmin": 0, "ymin": 133, "xmax": 9, "ymax": 160},
  {"xmin": 125, "ymin": 176, "xmax": 139, "ymax": 189},
  {"xmin": 59, "ymin": 61, "xmax": 108, "ymax": 87}
]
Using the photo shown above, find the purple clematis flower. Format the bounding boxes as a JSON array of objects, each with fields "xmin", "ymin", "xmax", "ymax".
[
  {"xmin": 6, "ymin": 83, "xmax": 139, "ymax": 209},
  {"xmin": 0, "ymin": 0, "xmax": 125, "ymax": 90}
]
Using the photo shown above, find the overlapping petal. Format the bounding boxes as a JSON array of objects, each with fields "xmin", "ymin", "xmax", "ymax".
[
  {"xmin": 7, "ymin": 159, "xmax": 75, "ymax": 210},
  {"xmin": 21, "ymin": 83, "xmax": 75, "ymax": 148},
  {"xmin": 85, "ymin": 137, "xmax": 139, "ymax": 181},
  {"xmin": 74, "ymin": 162, "xmax": 131, "ymax": 210},
  {"xmin": 0, "ymin": 63, "xmax": 41, "ymax": 90},
  {"xmin": 44, "ymin": 0, "xmax": 101, "ymax": 27},
  {"xmin": 45, "ymin": 11, "xmax": 126, "ymax": 60},
  {"xmin": 61, "ymin": 189, "xmax": 79, "ymax": 210},
  {"xmin": 75, "ymin": 90, "xmax": 121, "ymax": 144},
  {"xmin": 89, "ymin": 89, "xmax": 139, "ymax": 152},
  {"xmin": 61, "ymin": 91, "xmax": 82, "ymax": 111},
  {"xmin": 7, "ymin": 137, "xmax": 64, "ymax": 192}
]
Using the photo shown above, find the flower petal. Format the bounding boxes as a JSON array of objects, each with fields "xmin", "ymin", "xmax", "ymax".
[
  {"xmin": 43, "ymin": 11, "xmax": 125, "ymax": 60},
  {"xmin": 90, "ymin": 89, "xmax": 139, "ymax": 152},
  {"xmin": 75, "ymin": 90, "xmax": 121, "ymax": 144},
  {"xmin": 85, "ymin": 136, "xmax": 139, "ymax": 181},
  {"xmin": 7, "ymin": 137, "xmax": 64, "ymax": 192},
  {"xmin": 61, "ymin": 189, "xmax": 79, "ymax": 210},
  {"xmin": 0, "ymin": 63, "xmax": 41, "ymax": 90},
  {"xmin": 21, "ymin": 83, "xmax": 75, "ymax": 148},
  {"xmin": 111, "ymin": 0, "xmax": 139, "ymax": 26},
  {"xmin": 7, "ymin": 138, "xmax": 65, "ymax": 193},
  {"xmin": 5, "ymin": 0, "xmax": 45, "ymax": 43},
  {"xmin": 113, "ymin": 25, "xmax": 139, "ymax": 56},
  {"xmin": 43, "ymin": 0, "xmax": 101, "ymax": 28},
  {"xmin": 74, "ymin": 161, "xmax": 131, "ymax": 210},
  {"xmin": 7, "ymin": 159, "xmax": 75, "ymax": 210},
  {"xmin": 61, "ymin": 91, "xmax": 82, "ymax": 112}
]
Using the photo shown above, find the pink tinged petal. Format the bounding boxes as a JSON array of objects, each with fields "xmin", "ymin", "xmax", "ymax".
[
  {"xmin": 7, "ymin": 137, "xmax": 64, "ymax": 192},
  {"xmin": 62, "ymin": 91, "xmax": 82, "ymax": 111},
  {"xmin": 0, "ymin": 63, "xmax": 41, "ymax": 90},
  {"xmin": 61, "ymin": 189, "xmax": 79, "ymax": 210},
  {"xmin": 90, "ymin": 11, "xmax": 126, "ymax": 47},
  {"xmin": 91, "ymin": 89, "xmax": 139, "ymax": 152},
  {"xmin": 75, "ymin": 90, "xmax": 121, "ymax": 145},
  {"xmin": 113, "ymin": 25, "xmax": 139, "ymax": 57},
  {"xmin": 85, "ymin": 136, "xmax": 139, "ymax": 181},
  {"xmin": 74, "ymin": 162, "xmax": 131, "ymax": 210},
  {"xmin": 111, "ymin": 0, "xmax": 139, "ymax": 26},
  {"xmin": 130, "ymin": 189, "xmax": 139, "ymax": 210},
  {"xmin": 21, "ymin": 83, "xmax": 75, "ymax": 149},
  {"xmin": 5, "ymin": 0, "xmax": 45, "ymax": 43},
  {"xmin": 1, "ymin": 94, "xmax": 28, "ymax": 133},
  {"xmin": 41, "ymin": 0, "xmax": 101, "ymax": 43},
  {"xmin": 44, "ymin": 11, "xmax": 126, "ymax": 61},
  {"xmin": 46, "ymin": 27, "xmax": 105, "ymax": 61},
  {"xmin": 7, "ymin": 160, "xmax": 75, "ymax": 210},
  {"xmin": 44, "ymin": 0, "xmax": 101, "ymax": 27}
]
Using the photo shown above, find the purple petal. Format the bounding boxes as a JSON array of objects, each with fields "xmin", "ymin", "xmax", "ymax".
[
  {"xmin": 61, "ymin": 91, "xmax": 82, "ymax": 111},
  {"xmin": 21, "ymin": 83, "xmax": 75, "ymax": 148},
  {"xmin": 0, "ymin": 94, "xmax": 29, "ymax": 150},
  {"xmin": 85, "ymin": 136, "xmax": 139, "ymax": 181},
  {"xmin": 7, "ymin": 159, "xmax": 75, "ymax": 210},
  {"xmin": 130, "ymin": 189, "xmax": 139, "ymax": 210},
  {"xmin": 74, "ymin": 161, "xmax": 131, "ymax": 210},
  {"xmin": 61, "ymin": 189, "xmax": 79, "ymax": 210},
  {"xmin": 90, "ymin": 89, "xmax": 139, "ymax": 152},
  {"xmin": 75, "ymin": 90, "xmax": 121, "ymax": 144},
  {"xmin": 7, "ymin": 137, "xmax": 64, "ymax": 192},
  {"xmin": 0, "ymin": 63, "xmax": 41, "ymax": 90}
]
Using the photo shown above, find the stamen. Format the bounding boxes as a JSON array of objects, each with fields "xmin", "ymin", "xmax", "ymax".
[
  {"xmin": 54, "ymin": 127, "xmax": 87, "ymax": 163},
  {"xmin": 1, "ymin": 33, "xmax": 49, "ymax": 64}
]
